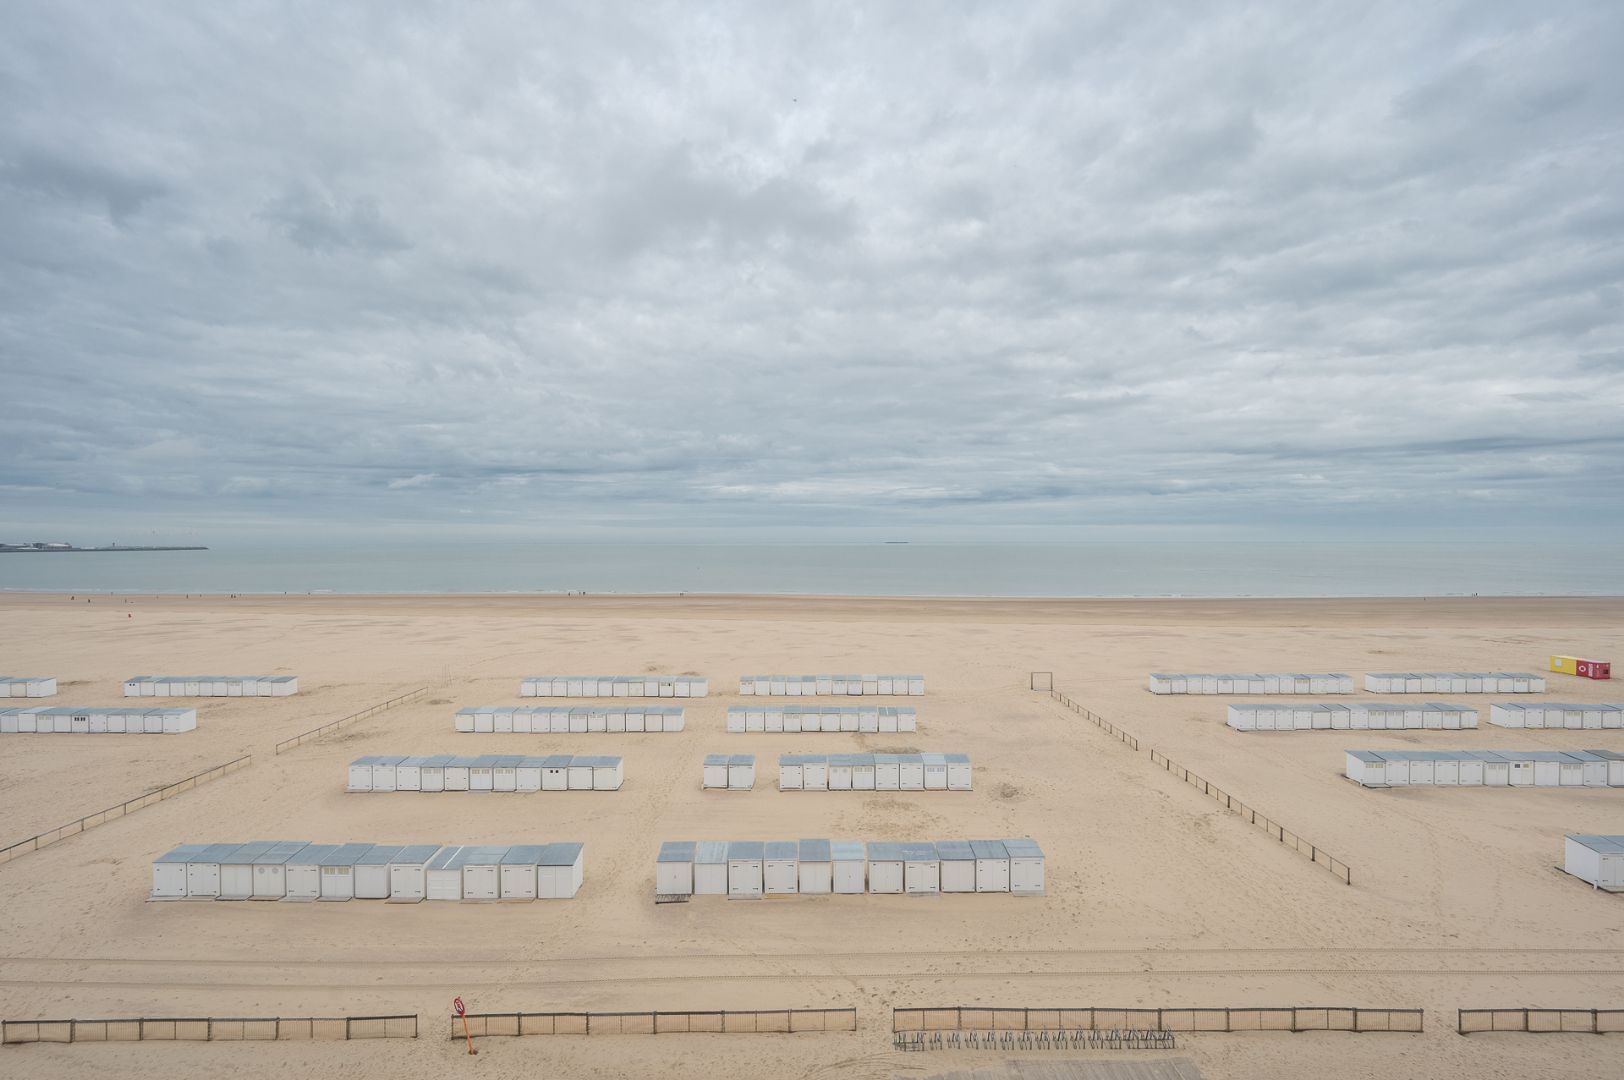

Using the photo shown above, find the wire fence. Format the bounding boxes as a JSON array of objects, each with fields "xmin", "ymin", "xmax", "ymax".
[
  {"xmin": 455, "ymin": 1008, "xmax": 857, "ymax": 1038},
  {"xmin": 274, "ymin": 688, "xmax": 428, "ymax": 754},
  {"xmin": 1049, "ymin": 688, "xmax": 1140, "ymax": 751},
  {"xmin": 0, "ymin": 755, "xmax": 252, "ymax": 866},
  {"xmin": 2, "ymin": 1014, "xmax": 418, "ymax": 1044},
  {"xmin": 896, "ymin": 1006, "xmax": 1422, "ymax": 1034},
  {"xmin": 1458, "ymin": 1009, "xmax": 1624, "ymax": 1035},
  {"xmin": 1043, "ymin": 682, "xmax": 1352, "ymax": 886},
  {"xmin": 1146, "ymin": 748, "xmax": 1353, "ymax": 885}
]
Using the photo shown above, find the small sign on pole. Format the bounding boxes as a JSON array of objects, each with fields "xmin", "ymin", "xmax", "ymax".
[{"xmin": 454, "ymin": 997, "xmax": 476, "ymax": 1054}]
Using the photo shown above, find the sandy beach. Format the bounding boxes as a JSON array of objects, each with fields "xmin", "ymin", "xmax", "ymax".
[{"xmin": 0, "ymin": 592, "xmax": 1621, "ymax": 1079}]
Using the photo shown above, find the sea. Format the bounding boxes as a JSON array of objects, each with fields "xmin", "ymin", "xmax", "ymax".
[{"xmin": 2, "ymin": 540, "xmax": 1621, "ymax": 597}]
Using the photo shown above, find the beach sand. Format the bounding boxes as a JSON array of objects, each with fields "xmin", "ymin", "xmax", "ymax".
[{"xmin": 0, "ymin": 593, "xmax": 1621, "ymax": 1079}]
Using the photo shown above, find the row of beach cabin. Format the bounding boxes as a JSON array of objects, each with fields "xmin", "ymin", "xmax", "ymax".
[
  {"xmin": 1489, "ymin": 703, "xmax": 1624, "ymax": 729},
  {"xmin": 151, "ymin": 841, "xmax": 584, "ymax": 902},
  {"xmin": 779, "ymin": 753, "xmax": 971, "ymax": 791},
  {"xmin": 1, "ymin": 706, "xmax": 196, "ymax": 734},
  {"xmin": 655, "ymin": 839, "xmax": 1043, "ymax": 897},
  {"xmin": 348, "ymin": 755, "xmax": 623, "ymax": 792},
  {"xmin": 1227, "ymin": 703, "xmax": 1478, "ymax": 731},
  {"xmin": 1151, "ymin": 672, "xmax": 1553, "ymax": 695},
  {"xmin": 0, "ymin": 677, "xmax": 55, "ymax": 698},
  {"xmin": 1344, "ymin": 749, "xmax": 1624, "ymax": 788},
  {"xmin": 1364, "ymin": 673, "xmax": 1545, "ymax": 694},
  {"xmin": 1150, "ymin": 673, "xmax": 1353, "ymax": 695},
  {"xmin": 521, "ymin": 676, "xmax": 708, "ymax": 698},
  {"xmin": 727, "ymin": 706, "xmax": 916, "ymax": 733},
  {"xmin": 741, "ymin": 675, "xmax": 924, "ymax": 696},
  {"xmin": 124, "ymin": 676, "xmax": 298, "ymax": 696},
  {"xmin": 455, "ymin": 706, "xmax": 684, "ymax": 733}
]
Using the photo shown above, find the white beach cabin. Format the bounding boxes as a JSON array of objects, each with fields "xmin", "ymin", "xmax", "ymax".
[
  {"xmin": 763, "ymin": 841, "xmax": 799, "ymax": 895},
  {"xmin": 386, "ymin": 844, "xmax": 445, "ymax": 903},
  {"xmin": 353, "ymin": 845, "xmax": 402, "ymax": 899},
  {"xmin": 1004, "ymin": 838, "xmax": 1046, "ymax": 895},
  {"xmin": 1564, "ymin": 835, "xmax": 1624, "ymax": 891},
  {"xmin": 219, "ymin": 841, "xmax": 277, "ymax": 899},
  {"xmin": 459, "ymin": 846, "xmax": 509, "ymax": 901},
  {"xmin": 832, "ymin": 841, "xmax": 866, "ymax": 893},
  {"xmin": 184, "ymin": 843, "xmax": 244, "ymax": 898},
  {"xmin": 702, "ymin": 753, "xmax": 729, "ymax": 789},
  {"xmin": 727, "ymin": 841, "xmax": 764, "ymax": 898},
  {"xmin": 971, "ymin": 840, "xmax": 1010, "ymax": 892},
  {"xmin": 318, "ymin": 843, "xmax": 373, "ymax": 901},
  {"xmin": 936, "ymin": 840, "xmax": 977, "ymax": 893},
  {"xmin": 797, "ymin": 839, "xmax": 832, "ymax": 893},
  {"xmin": 589, "ymin": 755, "xmax": 624, "ymax": 790},
  {"xmin": 425, "ymin": 846, "xmax": 467, "ymax": 901},
  {"xmin": 778, "ymin": 754, "xmax": 805, "ymax": 790},
  {"xmin": 903, "ymin": 842, "xmax": 940, "ymax": 894},
  {"xmin": 538, "ymin": 842, "xmax": 585, "ymax": 899},
  {"xmin": 283, "ymin": 844, "xmax": 336, "ymax": 901},
  {"xmin": 694, "ymin": 841, "xmax": 729, "ymax": 896},
  {"xmin": 499, "ymin": 845, "xmax": 546, "ymax": 900},
  {"xmin": 866, "ymin": 843, "xmax": 905, "ymax": 894},
  {"xmin": 251, "ymin": 841, "xmax": 311, "ymax": 899},
  {"xmin": 657, "ymin": 841, "xmax": 696, "ymax": 896},
  {"xmin": 899, "ymin": 754, "xmax": 924, "ymax": 790},
  {"xmin": 149, "ymin": 844, "xmax": 209, "ymax": 900}
]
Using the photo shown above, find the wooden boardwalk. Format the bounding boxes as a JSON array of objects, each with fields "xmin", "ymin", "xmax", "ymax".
[{"xmin": 912, "ymin": 1059, "xmax": 1205, "ymax": 1080}]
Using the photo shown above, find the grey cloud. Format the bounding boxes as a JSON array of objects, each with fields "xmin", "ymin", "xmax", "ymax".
[
  {"xmin": 0, "ymin": 147, "xmax": 166, "ymax": 222},
  {"xmin": 259, "ymin": 183, "xmax": 411, "ymax": 254},
  {"xmin": 0, "ymin": 0, "xmax": 1621, "ymax": 538}
]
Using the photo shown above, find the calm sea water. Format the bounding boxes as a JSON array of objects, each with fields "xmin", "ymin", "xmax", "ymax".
[{"xmin": 1, "ymin": 541, "xmax": 1621, "ymax": 597}]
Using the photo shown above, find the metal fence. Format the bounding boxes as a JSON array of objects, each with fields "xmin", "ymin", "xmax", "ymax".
[
  {"xmin": 0, "ymin": 755, "xmax": 252, "ymax": 866},
  {"xmin": 456, "ymin": 1008, "xmax": 857, "ymax": 1038},
  {"xmin": 1043, "ymin": 681, "xmax": 1352, "ymax": 886},
  {"xmin": 1458, "ymin": 1009, "xmax": 1624, "ymax": 1035},
  {"xmin": 274, "ymin": 688, "xmax": 427, "ymax": 754},
  {"xmin": 1048, "ymin": 688, "xmax": 1139, "ymax": 751},
  {"xmin": 896, "ymin": 1006, "xmax": 1422, "ymax": 1034},
  {"xmin": 1146, "ymin": 748, "xmax": 1353, "ymax": 885},
  {"xmin": 2, "ymin": 1014, "xmax": 418, "ymax": 1044}
]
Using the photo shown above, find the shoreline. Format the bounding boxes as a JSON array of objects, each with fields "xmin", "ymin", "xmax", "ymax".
[
  {"xmin": 4, "ymin": 588, "xmax": 1623, "ymax": 600},
  {"xmin": 4, "ymin": 591, "xmax": 1622, "ymax": 627}
]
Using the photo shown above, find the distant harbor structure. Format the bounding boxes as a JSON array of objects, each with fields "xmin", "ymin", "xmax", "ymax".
[{"xmin": 0, "ymin": 541, "xmax": 207, "ymax": 553}]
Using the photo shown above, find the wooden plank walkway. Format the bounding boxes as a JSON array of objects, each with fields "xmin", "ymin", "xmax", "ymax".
[{"xmin": 911, "ymin": 1059, "xmax": 1205, "ymax": 1080}]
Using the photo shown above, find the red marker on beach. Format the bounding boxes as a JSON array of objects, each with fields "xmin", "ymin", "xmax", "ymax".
[{"xmin": 455, "ymin": 996, "xmax": 476, "ymax": 1054}]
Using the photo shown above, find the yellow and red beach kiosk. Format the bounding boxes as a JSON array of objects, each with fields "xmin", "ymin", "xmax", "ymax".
[{"xmin": 1551, "ymin": 655, "xmax": 1612, "ymax": 680}]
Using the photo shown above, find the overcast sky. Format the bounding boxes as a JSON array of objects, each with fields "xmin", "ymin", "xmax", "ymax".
[{"xmin": 2, "ymin": 2, "xmax": 1622, "ymax": 541}]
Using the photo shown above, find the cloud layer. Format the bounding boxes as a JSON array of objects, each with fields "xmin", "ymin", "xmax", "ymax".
[{"xmin": 2, "ymin": 1, "xmax": 1622, "ymax": 537}]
